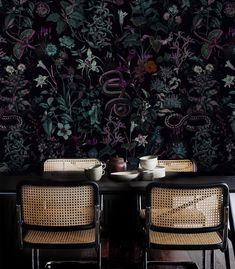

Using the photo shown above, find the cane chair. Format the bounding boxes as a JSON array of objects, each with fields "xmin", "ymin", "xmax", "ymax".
[
  {"xmin": 16, "ymin": 181, "xmax": 101, "ymax": 269},
  {"xmin": 138, "ymin": 159, "xmax": 197, "ymax": 219},
  {"xmin": 142, "ymin": 182, "xmax": 230, "ymax": 269},
  {"xmin": 228, "ymin": 193, "xmax": 235, "ymax": 259},
  {"xmin": 157, "ymin": 159, "xmax": 197, "ymax": 172},
  {"xmin": 43, "ymin": 158, "xmax": 101, "ymax": 173}
]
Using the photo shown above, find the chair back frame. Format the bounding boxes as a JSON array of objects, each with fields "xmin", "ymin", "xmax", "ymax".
[
  {"xmin": 17, "ymin": 180, "xmax": 99, "ymax": 230},
  {"xmin": 43, "ymin": 158, "xmax": 101, "ymax": 172},
  {"xmin": 145, "ymin": 182, "xmax": 229, "ymax": 251},
  {"xmin": 157, "ymin": 159, "xmax": 197, "ymax": 172}
]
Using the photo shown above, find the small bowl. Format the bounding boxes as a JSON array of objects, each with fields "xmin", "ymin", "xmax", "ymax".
[{"xmin": 139, "ymin": 155, "xmax": 158, "ymax": 170}]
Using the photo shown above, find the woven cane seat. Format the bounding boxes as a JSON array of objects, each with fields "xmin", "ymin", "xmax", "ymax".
[
  {"xmin": 149, "ymin": 230, "xmax": 222, "ymax": 246},
  {"xmin": 24, "ymin": 229, "xmax": 95, "ymax": 245},
  {"xmin": 140, "ymin": 208, "xmax": 206, "ymax": 227}
]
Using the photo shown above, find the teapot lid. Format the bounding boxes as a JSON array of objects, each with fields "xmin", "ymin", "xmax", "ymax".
[{"xmin": 110, "ymin": 156, "xmax": 125, "ymax": 162}]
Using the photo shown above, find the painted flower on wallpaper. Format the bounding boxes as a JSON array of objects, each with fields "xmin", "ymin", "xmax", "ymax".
[
  {"xmin": 5, "ymin": 65, "xmax": 15, "ymax": 74},
  {"xmin": 222, "ymin": 75, "xmax": 235, "ymax": 88},
  {"xmin": 134, "ymin": 134, "xmax": 148, "ymax": 147},
  {"xmin": 76, "ymin": 48, "xmax": 103, "ymax": 79},
  {"xmin": 144, "ymin": 60, "xmax": 157, "ymax": 73},
  {"xmin": 59, "ymin": 36, "xmax": 75, "ymax": 49},
  {"xmin": 34, "ymin": 75, "xmax": 48, "ymax": 88},
  {"xmin": 57, "ymin": 123, "xmax": 72, "ymax": 140},
  {"xmin": 45, "ymin": 43, "xmax": 57, "ymax": 56}
]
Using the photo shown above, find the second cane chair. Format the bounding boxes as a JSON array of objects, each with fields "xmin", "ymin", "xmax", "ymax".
[
  {"xmin": 16, "ymin": 180, "xmax": 102, "ymax": 269},
  {"xmin": 43, "ymin": 158, "xmax": 101, "ymax": 173},
  {"xmin": 157, "ymin": 159, "xmax": 197, "ymax": 172},
  {"xmin": 142, "ymin": 182, "xmax": 230, "ymax": 269},
  {"xmin": 138, "ymin": 159, "xmax": 197, "ymax": 219}
]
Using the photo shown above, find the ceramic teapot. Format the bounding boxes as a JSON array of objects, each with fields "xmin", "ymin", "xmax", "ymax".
[{"xmin": 106, "ymin": 156, "xmax": 127, "ymax": 173}]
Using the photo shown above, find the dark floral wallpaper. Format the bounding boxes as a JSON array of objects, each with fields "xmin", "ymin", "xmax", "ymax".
[{"xmin": 0, "ymin": 0, "xmax": 235, "ymax": 174}]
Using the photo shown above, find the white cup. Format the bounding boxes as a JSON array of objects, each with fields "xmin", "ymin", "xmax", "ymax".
[
  {"xmin": 139, "ymin": 155, "xmax": 158, "ymax": 170},
  {"xmin": 153, "ymin": 165, "xmax": 166, "ymax": 178},
  {"xmin": 84, "ymin": 163, "xmax": 106, "ymax": 181},
  {"xmin": 142, "ymin": 170, "xmax": 154, "ymax": 181}
]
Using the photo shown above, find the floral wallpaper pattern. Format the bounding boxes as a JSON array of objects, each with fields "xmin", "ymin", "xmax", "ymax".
[{"xmin": 0, "ymin": 0, "xmax": 235, "ymax": 174}]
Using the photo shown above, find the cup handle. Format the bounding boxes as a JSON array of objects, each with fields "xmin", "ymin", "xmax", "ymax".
[
  {"xmin": 102, "ymin": 169, "xmax": 105, "ymax": 175},
  {"xmin": 101, "ymin": 162, "xmax": 106, "ymax": 169}
]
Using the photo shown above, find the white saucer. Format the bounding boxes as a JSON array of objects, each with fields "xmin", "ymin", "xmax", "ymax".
[{"xmin": 110, "ymin": 170, "xmax": 140, "ymax": 181}]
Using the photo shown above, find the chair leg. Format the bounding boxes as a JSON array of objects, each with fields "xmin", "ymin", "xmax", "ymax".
[
  {"xmin": 99, "ymin": 243, "xmax": 102, "ymax": 269},
  {"xmin": 202, "ymin": 250, "xmax": 206, "ymax": 269},
  {"xmin": 210, "ymin": 250, "xmax": 214, "ymax": 269},
  {"xmin": 144, "ymin": 249, "xmax": 148, "ymax": 269},
  {"xmin": 225, "ymin": 247, "xmax": 231, "ymax": 269},
  {"xmin": 32, "ymin": 249, "xmax": 39, "ymax": 269}
]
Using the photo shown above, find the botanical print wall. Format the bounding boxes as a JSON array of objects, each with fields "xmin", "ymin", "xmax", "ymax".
[{"xmin": 0, "ymin": 0, "xmax": 235, "ymax": 174}]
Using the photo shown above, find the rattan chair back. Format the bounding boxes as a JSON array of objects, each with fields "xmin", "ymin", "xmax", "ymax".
[
  {"xmin": 146, "ymin": 182, "xmax": 229, "ymax": 232},
  {"xmin": 17, "ymin": 181, "xmax": 99, "ymax": 229},
  {"xmin": 157, "ymin": 159, "xmax": 197, "ymax": 172},
  {"xmin": 43, "ymin": 158, "xmax": 101, "ymax": 172}
]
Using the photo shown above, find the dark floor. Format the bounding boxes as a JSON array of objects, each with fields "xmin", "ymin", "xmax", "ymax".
[{"xmin": 6, "ymin": 238, "xmax": 235, "ymax": 269}]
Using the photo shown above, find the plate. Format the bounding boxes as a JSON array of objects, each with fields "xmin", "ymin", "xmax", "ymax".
[{"xmin": 110, "ymin": 170, "xmax": 140, "ymax": 181}]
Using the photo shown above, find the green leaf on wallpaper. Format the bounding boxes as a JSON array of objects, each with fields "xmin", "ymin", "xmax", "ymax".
[
  {"xmin": 228, "ymin": 103, "xmax": 235, "ymax": 108},
  {"xmin": 56, "ymin": 20, "xmax": 66, "ymax": 35},
  {"xmin": 60, "ymin": 1, "xmax": 69, "ymax": 9},
  {"xmin": 149, "ymin": 37, "xmax": 161, "ymax": 53},
  {"xmin": 39, "ymin": 103, "xmax": 48, "ymax": 109},
  {"xmin": 131, "ymin": 0, "xmax": 158, "ymax": 26},
  {"xmin": 61, "ymin": 113, "xmax": 73, "ymax": 122},
  {"xmin": 230, "ymin": 121, "xmax": 235, "ymax": 133},
  {"xmin": 99, "ymin": 145, "xmax": 116, "ymax": 158},
  {"xmin": 121, "ymin": 142, "xmax": 136, "ymax": 151},
  {"xmin": 201, "ymin": 43, "xmax": 212, "ymax": 60},
  {"xmin": 42, "ymin": 118, "xmax": 53, "ymax": 137},
  {"xmin": 71, "ymin": 11, "xmax": 84, "ymax": 20},
  {"xmin": 23, "ymin": 17, "xmax": 33, "ymax": 28},
  {"xmin": 208, "ymin": 29, "xmax": 223, "ymax": 41},
  {"xmin": 68, "ymin": 19, "xmax": 78, "ymax": 28},
  {"xmin": 65, "ymin": 5, "xmax": 74, "ymax": 16},
  {"xmin": 210, "ymin": 17, "xmax": 220, "ymax": 28},
  {"xmin": 141, "ymin": 88, "xmax": 149, "ymax": 98},
  {"xmin": 47, "ymin": 97, "xmax": 54, "ymax": 106},
  {"xmin": 13, "ymin": 43, "xmax": 25, "ymax": 59},
  {"xmin": 122, "ymin": 33, "xmax": 141, "ymax": 48},
  {"xmin": 192, "ymin": 15, "xmax": 202, "ymax": 30},
  {"xmin": 4, "ymin": 14, "xmax": 15, "ymax": 29},
  {"xmin": 46, "ymin": 13, "xmax": 61, "ymax": 22},
  {"xmin": 181, "ymin": 0, "xmax": 190, "ymax": 8},
  {"xmin": 152, "ymin": 22, "xmax": 168, "ymax": 34}
]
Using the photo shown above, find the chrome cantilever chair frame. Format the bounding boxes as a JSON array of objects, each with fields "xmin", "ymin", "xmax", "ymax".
[
  {"xmin": 143, "ymin": 182, "xmax": 230, "ymax": 269},
  {"xmin": 16, "ymin": 180, "xmax": 102, "ymax": 269}
]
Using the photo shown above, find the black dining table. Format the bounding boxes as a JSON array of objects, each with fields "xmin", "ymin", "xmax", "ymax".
[{"xmin": 1, "ymin": 171, "xmax": 235, "ymax": 194}]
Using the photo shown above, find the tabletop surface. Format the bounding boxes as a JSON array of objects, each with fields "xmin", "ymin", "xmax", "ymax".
[{"xmin": 0, "ymin": 172, "xmax": 235, "ymax": 194}]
